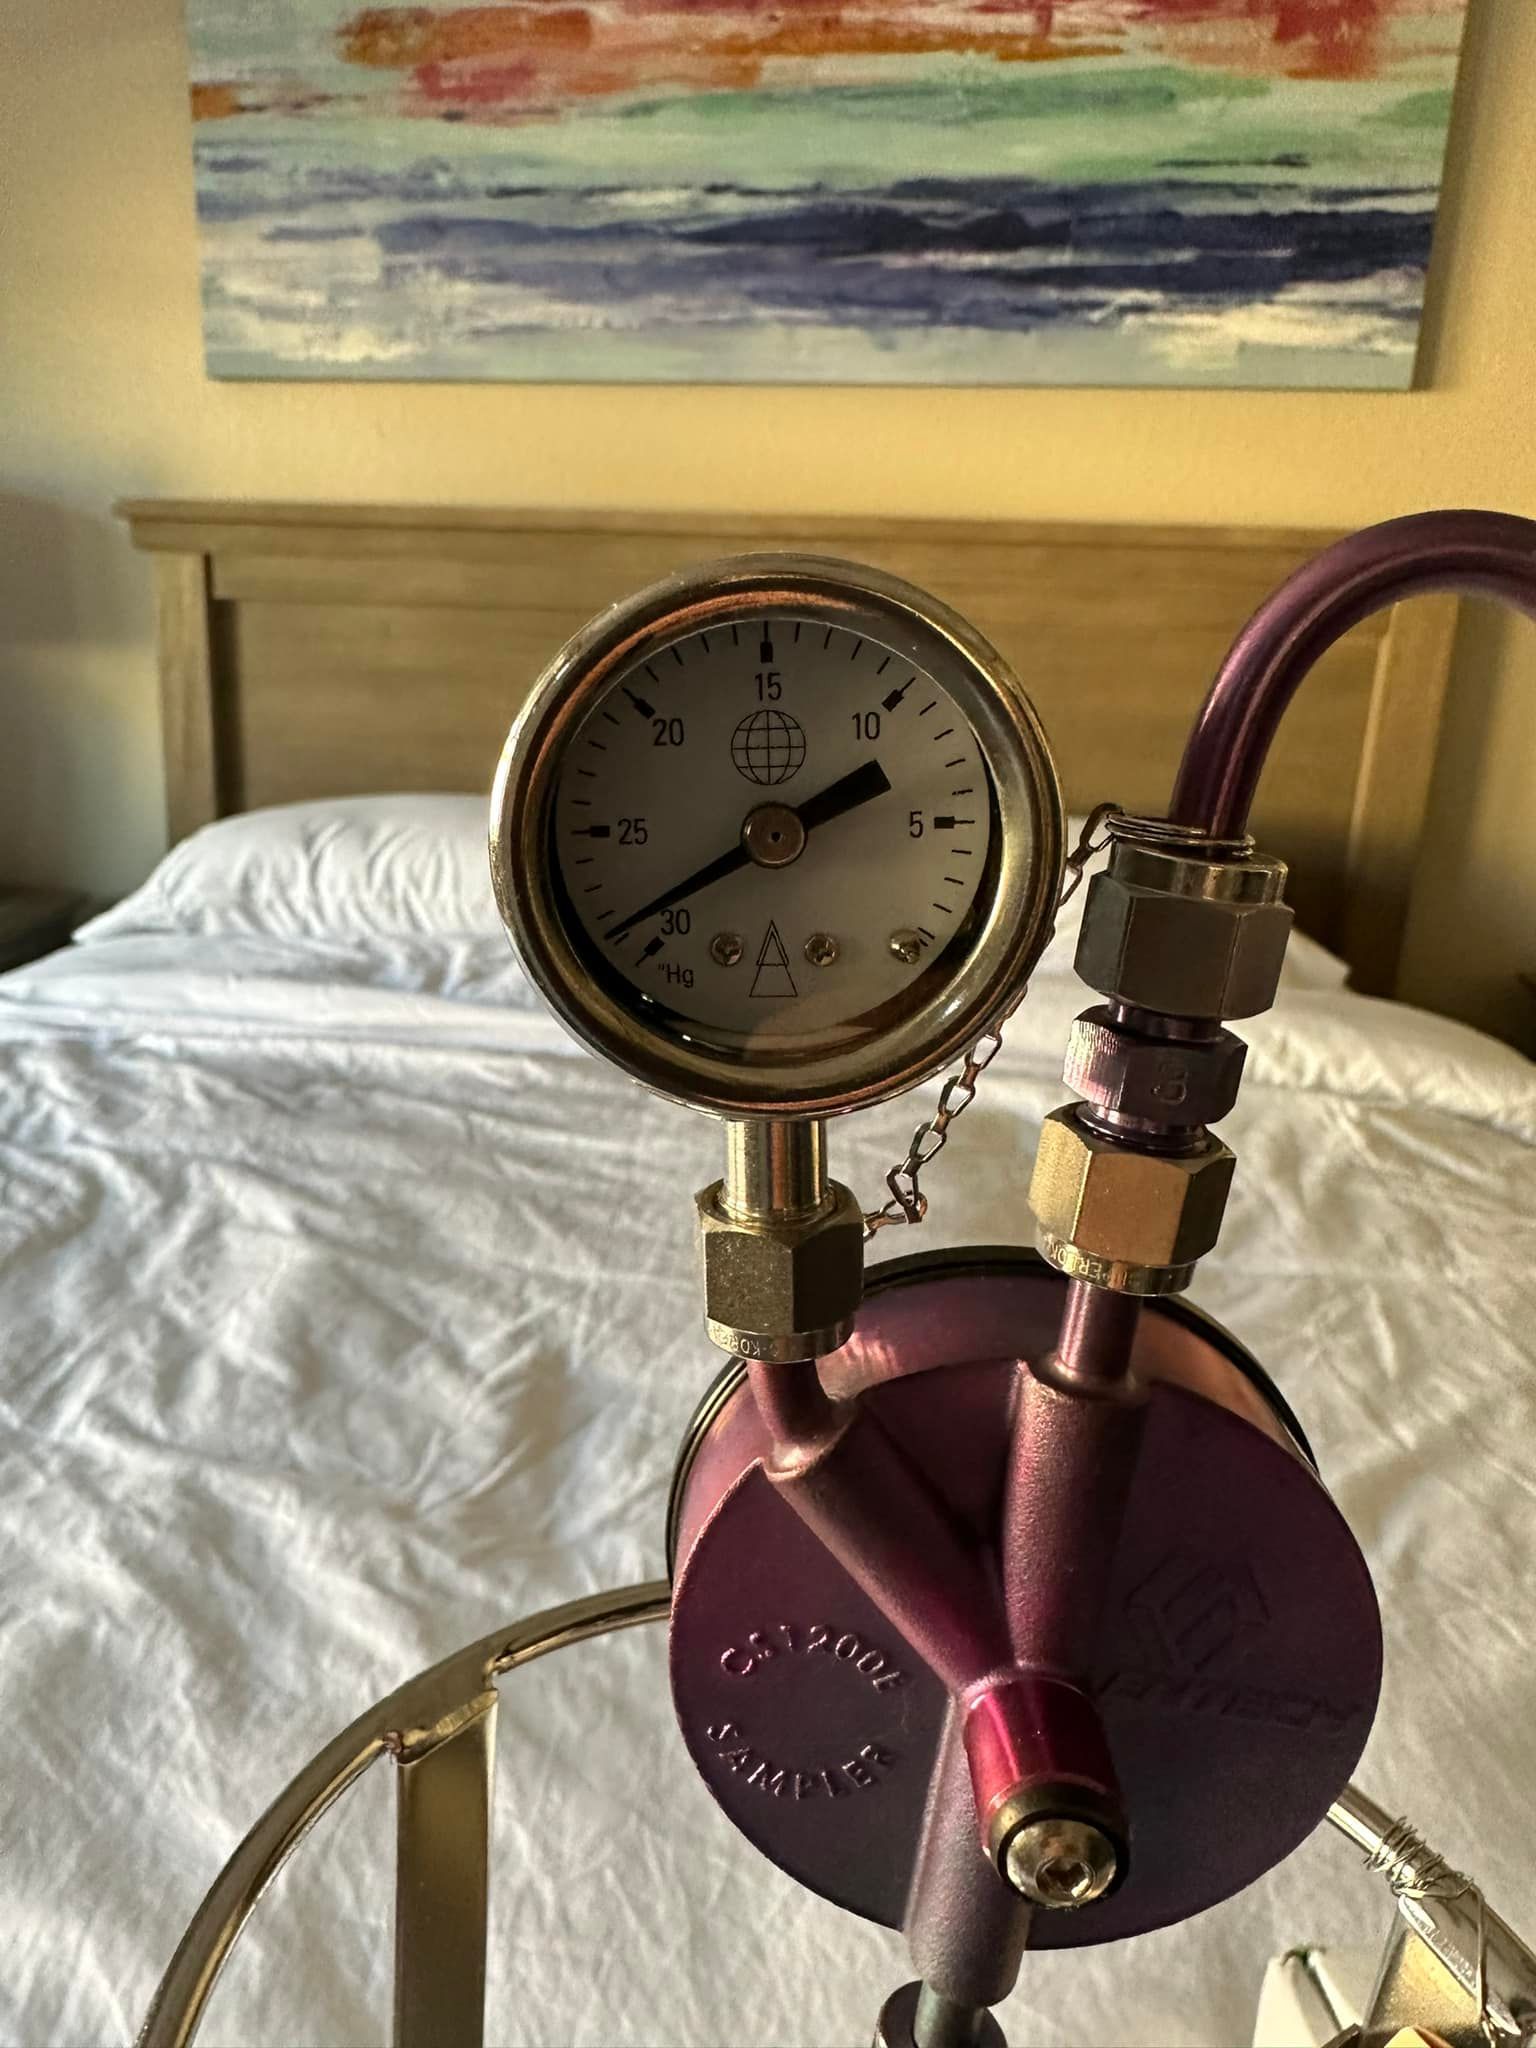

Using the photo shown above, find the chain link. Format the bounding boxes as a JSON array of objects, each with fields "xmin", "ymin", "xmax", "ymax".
[{"xmin": 862, "ymin": 802, "xmax": 1122, "ymax": 1239}]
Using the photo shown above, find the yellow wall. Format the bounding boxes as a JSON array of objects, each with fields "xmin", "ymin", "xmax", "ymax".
[{"xmin": 3, "ymin": 0, "xmax": 1533, "ymax": 1042}]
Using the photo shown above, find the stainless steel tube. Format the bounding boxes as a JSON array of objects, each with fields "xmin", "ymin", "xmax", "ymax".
[{"xmin": 722, "ymin": 1118, "xmax": 828, "ymax": 1221}]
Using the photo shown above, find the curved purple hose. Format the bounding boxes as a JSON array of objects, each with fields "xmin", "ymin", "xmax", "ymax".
[{"xmin": 1169, "ymin": 509, "xmax": 1536, "ymax": 841}]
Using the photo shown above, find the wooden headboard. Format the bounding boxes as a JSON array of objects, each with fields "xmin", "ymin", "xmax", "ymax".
[{"xmin": 117, "ymin": 501, "xmax": 1459, "ymax": 997}]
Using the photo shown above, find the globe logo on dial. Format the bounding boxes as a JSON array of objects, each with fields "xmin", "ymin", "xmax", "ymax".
[{"xmin": 731, "ymin": 707, "xmax": 807, "ymax": 787}]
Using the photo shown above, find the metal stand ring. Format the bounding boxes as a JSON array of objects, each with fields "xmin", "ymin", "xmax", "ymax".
[{"xmin": 137, "ymin": 1581, "xmax": 670, "ymax": 2048}]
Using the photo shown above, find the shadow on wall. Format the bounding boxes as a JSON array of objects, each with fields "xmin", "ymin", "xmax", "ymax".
[
  {"xmin": 1402, "ymin": 597, "xmax": 1536, "ymax": 1053},
  {"xmin": 0, "ymin": 492, "xmax": 164, "ymax": 897}
]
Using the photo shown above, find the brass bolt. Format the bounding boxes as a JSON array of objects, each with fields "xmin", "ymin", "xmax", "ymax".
[
  {"xmin": 710, "ymin": 932, "xmax": 744, "ymax": 967},
  {"xmin": 1004, "ymin": 1817, "xmax": 1118, "ymax": 1908}
]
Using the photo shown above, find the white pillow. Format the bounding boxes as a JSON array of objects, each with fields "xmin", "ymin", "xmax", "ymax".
[
  {"xmin": 77, "ymin": 795, "xmax": 1350, "ymax": 992},
  {"xmin": 77, "ymin": 795, "xmax": 500, "ymax": 946}
]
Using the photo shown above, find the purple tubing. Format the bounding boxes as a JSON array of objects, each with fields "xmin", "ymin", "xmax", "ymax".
[{"xmin": 1170, "ymin": 509, "xmax": 1536, "ymax": 841}]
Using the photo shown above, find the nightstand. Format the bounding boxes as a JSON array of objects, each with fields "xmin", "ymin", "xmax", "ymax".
[{"xmin": 0, "ymin": 887, "xmax": 89, "ymax": 973}]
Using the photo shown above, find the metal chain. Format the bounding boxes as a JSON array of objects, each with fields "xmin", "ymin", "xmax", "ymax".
[{"xmin": 862, "ymin": 802, "xmax": 1122, "ymax": 1238}]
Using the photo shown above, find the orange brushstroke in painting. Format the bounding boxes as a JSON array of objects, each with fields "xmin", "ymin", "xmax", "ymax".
[
  {"xmin": 190, "ymin": 81, "xmax": 243, "ymax": 119},
  {"xmin": 339, "ymin": 5, "xmax": 591, "ymax": 66},
  {"xmin": 706, "ymin": 19, "xmax": 1119, "ymax": 62}
]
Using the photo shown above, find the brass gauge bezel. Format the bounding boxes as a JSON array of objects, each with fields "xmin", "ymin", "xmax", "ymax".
[{"xmin": 490, "ymin": 554, "xmax": 1064, "ymax": 1118}]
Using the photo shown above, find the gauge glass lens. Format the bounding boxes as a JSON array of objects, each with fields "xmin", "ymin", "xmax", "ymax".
[{"xmin": 553, "ymin": 615, "xmax": 1001, "ymax": 1056}]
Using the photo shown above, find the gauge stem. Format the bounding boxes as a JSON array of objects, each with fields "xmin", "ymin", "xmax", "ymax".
[{"xmin": 722, "ymin": 1118, "xmax": 829, "ymax": 1223}]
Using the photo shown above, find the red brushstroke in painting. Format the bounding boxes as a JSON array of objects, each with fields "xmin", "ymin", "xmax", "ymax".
[
  {"xmin": 1274, "ymin": 0, "xmax": 1387, "ymax": 79},
  {"xmin": 307, "ymin": 1, "xmax": 1464, "ymax": 123}
]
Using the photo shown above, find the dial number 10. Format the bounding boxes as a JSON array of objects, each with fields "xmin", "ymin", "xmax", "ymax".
[{"xmin": 851, "ymin": 711, "xmax": 881, "ymax": 741}]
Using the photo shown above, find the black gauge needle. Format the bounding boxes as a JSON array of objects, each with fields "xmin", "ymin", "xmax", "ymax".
[
  {"xmin": 793, "ymin": 757, "xmax": 891, "ymax": 834},
  {"xmin": 605, "ymin": 758, "xmax": 892, "ymax": 943}
]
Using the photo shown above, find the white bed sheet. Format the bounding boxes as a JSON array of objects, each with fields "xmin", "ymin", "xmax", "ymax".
[{"xmin": 1, "ymin": 929, "xmax": 1533, "ymax": 2048}]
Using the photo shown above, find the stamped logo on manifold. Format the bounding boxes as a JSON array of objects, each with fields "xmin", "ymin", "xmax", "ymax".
[
  {"xmin": 716, "ymin": 1619, "xmax": 909, "ymax": 1691},
  {"xmin": 1124, "ymin": 1550, "xmax": 1269, "ymax": 1677},
  {"xmin": 694, "ymin": 1618, "xmax": 908, "ymax": 1800},
  {"xmin": 1101, "ymin": 1550, "xmax": 1364, "ymax": 1735},
  {"xmin": 704, "ymin": 1719, "xmax": 897, "ymax": 1800}
]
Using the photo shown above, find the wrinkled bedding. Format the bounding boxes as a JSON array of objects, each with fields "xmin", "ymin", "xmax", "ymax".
[{"xmin": 2, "ymin": 927, "xmax": 1534, "ymax": 2048}]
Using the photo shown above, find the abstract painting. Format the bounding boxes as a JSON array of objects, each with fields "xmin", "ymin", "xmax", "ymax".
[{"xmin": 186, "ymin": 1, "xmax": 1470, "ymax": 388}]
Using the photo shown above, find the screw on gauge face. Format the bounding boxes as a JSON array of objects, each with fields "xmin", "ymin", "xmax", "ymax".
[
  {"xmin": 710, "ymin": 932, "xmax": 744, "ymax": 967},
  {"xmin": 889, "ymin": 928, "xmax": 924, "ymax": 965},
  {"xmin": 804, "ymin": 932, "xmax": 839, "ymax": 968},
  {"xmin": 1004, "ymin": 1817, "xmax": 1118, "ymax": 1908}
]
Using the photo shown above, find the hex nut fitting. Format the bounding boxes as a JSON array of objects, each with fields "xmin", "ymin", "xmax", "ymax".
[
  {"xmin": 697, "ymin": 1179, "xmax": 864, "ymax": 1362},
  {"xmin": 1029, "ymin": 1106, "xmax": 1235, "ymax": 1294},
  {"xmin": 1074, "ymin": 842, "xmax": 1293, "ymax": 1021},
  {"xmin": 1064, "ymin": 1006, "xmax": 1248, "ymax": 1128}
]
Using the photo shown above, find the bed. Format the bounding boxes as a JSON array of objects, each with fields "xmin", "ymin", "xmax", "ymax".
[{"xmin": 2, "ymin": 504, "xmax": 1532, "ymax": 2048}]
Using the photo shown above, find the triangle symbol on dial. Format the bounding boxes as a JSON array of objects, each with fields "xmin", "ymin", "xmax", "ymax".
[{"xmin": 749, "ymin": 920, "xmax": 798, "ymax": 1000}]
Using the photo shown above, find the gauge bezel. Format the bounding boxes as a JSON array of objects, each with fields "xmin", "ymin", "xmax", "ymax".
[{"xmin": 490, "ymin": 554, "xmax": 1064, "ymax": 1117}]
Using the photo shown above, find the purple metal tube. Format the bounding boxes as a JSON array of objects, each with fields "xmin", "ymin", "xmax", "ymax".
[
  {"xmin": 1001, "ymin": 1284, "xmax": 1143, "ymax": 1692},
  {"xmin": 747, "ymin": 1359, "xmax": 840, "ymax": 1450},
  {"xmin": 1050, "ymin": 1283, "xmax": 1142, "ymax": 1392},
  {"xmin": 747, "ymin": 1359, "xmax": 1125, "ymax": 1836},
  {"xmin": 1003, "ymin": 1357, "xmax": 1146, "ymax": 1679},
  {"xmin": 752, "ymin": 1389, "xmax": 1011, "ymax": 1697},
  {"xmin": 904, "ymin": 1704, "xmax": 1031, "ymax": 2010},
  {"xmin": 1170, "ymin": 509, "xmax": 1536, "ymax": 840}
]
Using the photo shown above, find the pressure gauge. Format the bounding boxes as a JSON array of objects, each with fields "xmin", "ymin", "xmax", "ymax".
[{"xmin": 491, "ymin": 557, "xmax": 1063, "ymax": 1117}]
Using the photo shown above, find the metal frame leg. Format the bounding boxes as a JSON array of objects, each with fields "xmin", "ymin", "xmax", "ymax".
[{"xmin": 394, "ymin": 1695, "xmax": 498, "ymax": 2048}]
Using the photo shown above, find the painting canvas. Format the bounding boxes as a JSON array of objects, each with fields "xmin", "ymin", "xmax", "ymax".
[{"xmin": 186, "ymin": 1, "xmax": 1470, "ymax": 389}]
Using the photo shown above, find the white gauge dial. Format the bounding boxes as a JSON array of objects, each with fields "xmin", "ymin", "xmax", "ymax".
[
  {"xmin": 494, "ymin": 555, "xmax": 1063, "ymax": 1117},
  {"xmin": 557, "ymin": 617, "xmax": 992, "ymax": 1047}
]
